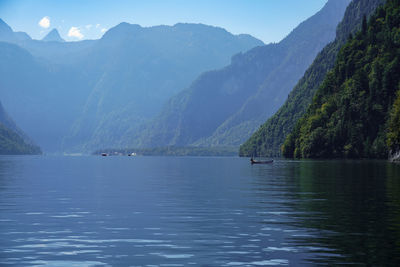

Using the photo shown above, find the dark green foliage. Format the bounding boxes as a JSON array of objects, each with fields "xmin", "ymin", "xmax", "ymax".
[
  {"xmin": 240, "ymin": 0, "xmax": 385, "ymax": 157},
  {"xmin": 282, "ymin": 0, "xmax": 400, "ymax": 159}
]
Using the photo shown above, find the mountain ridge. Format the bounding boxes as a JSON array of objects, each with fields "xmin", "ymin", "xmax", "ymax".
[
  {"xmin": 135, "ymin": 0, "xmax": 351, "ymax": 149},
  {"xmin": 0, "ymin": 18, "xmax": 264, "ymax": 152}
]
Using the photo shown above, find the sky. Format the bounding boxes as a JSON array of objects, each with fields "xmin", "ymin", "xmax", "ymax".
[{"xmin": 0, "ymin": 0, "xmax": 328, "ymax": 43}]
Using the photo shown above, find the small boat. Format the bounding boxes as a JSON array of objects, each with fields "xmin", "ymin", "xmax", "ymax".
[
  {"xmin": 251, "ymin": 158, "xmax": 273, "ymax": 164},
  {"xmin": 101, "ymin": 153, "xmax": 108, "ymax": 156}
]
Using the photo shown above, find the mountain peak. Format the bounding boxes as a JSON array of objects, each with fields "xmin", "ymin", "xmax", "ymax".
[
  {"xmin": 0, "ymin": 18, "xmax": 14, "ymax": 40},
  {"xmin": 101, "ymin": 22, "xmax": 142, "ymax": 40},
  {"xmin": 0, "ymin": 18, "xmax": 12, "ymax": 31},
  {"xmin": 109, "ymin": 22, "xmax": 142, "ymax": 32},
  {"xmin": 42, "ymin": 29, "xmax": 65, "ymax": 42},
  {"xmin": 0, "ymin": 18, "xmax": 31, "ymax": 42}
]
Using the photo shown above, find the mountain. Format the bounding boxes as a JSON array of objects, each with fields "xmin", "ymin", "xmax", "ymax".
[
  {"xmin": 0, "ymin": 19, "xmax": 263, "ymax": 153},
  {"xmin": 62, "ymin": 23, "xmax": 263, "ymax": 152},
  {"xmin": 0, "ymin": 19, "xmax": 90, "ymax": 65},
  {"xmin": 0, "ymin": 41, "xmax": 92, "ymax": 152},
  {"xmin": 136, "ymin": 0, "xmax": 350, "ymax": 149},
  {"xmin": 0, "ymin": 99, "xmax": 33, "ymax": 143},
  {"xmin": 0, "ymin": 18, "xmax": 14, "ymax": 40},
  {"xmin": 42, "ymin": 29, "xmax": 65, "ymax": 42},
  {"xmin": 0, "ymin": 101, "xmax": 41, "ymax": 154},
  {"xmin": 281, "ymin": 0, "xmax": 399, "ymax": 159},
  {"xmin": 240, "ymin": 0, "xmax": 386, "ymax": 157},
  {"xmin": 0, "ymin": 18, "xmax": 32, "ymax": 42}
]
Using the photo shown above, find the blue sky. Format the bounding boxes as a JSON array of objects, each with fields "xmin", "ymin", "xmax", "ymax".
[{"xmin": 0, "ymin": 0, "xmax": 328, "ymax": 43}]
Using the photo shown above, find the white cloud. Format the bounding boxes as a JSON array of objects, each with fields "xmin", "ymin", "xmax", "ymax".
[
  {"xmin": 85, "ymin": 24, "xmax": 92, "ymax": 30},
  {"xmin": 101, "ymin": 28, "xmax": 107, "ymax": 33},
  {"xmin": 38, "ymin": 16, "xmax": 50, "ymax": 28},
  {"xmin": 96, "ymin": 24, "xmax": 100, "ymax": 28},
  {"xmin": 68, "ymin": 26, "xmax": 84, "ymax": 39}
]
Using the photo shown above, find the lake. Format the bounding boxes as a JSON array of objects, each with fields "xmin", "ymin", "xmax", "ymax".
[{"xmin": 0, "ymin": 156, "xmax": 399, "ymax": 266}]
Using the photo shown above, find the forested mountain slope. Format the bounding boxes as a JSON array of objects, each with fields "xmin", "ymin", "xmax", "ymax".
[
  {"xmin": 240, "ymin": 0, "xmax": 385, "ymax": 157},
  {"xmin": 0, "ymin": 101, "xmax": 41, "ymax": 155},
  {"xmin": 282, "ymin": 0, "xmax": 399, "ymax": 159}
]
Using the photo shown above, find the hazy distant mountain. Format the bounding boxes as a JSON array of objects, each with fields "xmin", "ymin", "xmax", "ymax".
[
  {"xmin": 0, "ymin": 18, "xmax": 32, "ymax": 42},
  {"xmin": 0, "ymin": 18, "xmax": 14, "ymax": 40},
  {"xmin": 0, "ymin": 19, "xmax": 262, "ymax": 152},
  {"xmin": 62, "ymin": 22, "xmax": 263, "ymax": 152},
  {"xmin": 42, "ymin": 29, "xmax": 65, "ymax": 42},
  {"xmin": 0, "ymin": 19, "xmax": 90, "ymax": 65},
  {"xmin": 136, "ymin": 0, "xmax": 350, "ymax": 148},
  {"xmin": 0, "ymin": 41, "xmax": 93, "ymax": 152}
]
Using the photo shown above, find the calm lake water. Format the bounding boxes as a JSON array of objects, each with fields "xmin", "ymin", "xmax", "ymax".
[{"xmin": 0, "ymin": 156, "xmax": 399, "ymax": 266}]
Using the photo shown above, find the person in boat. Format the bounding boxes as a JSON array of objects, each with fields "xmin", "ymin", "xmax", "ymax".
[{"xmin": 250, "ymin": 157, "xmax": 273, "ymax": 164}]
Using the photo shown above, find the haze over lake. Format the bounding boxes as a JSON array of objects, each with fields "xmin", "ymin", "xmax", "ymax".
[
  {"xmin": 1, "ymin": 0, "xmax": 400, "ymax": 266},
  {"xmin": 0, "ymin": 156, "xmax": 399, "ymax": 266}
]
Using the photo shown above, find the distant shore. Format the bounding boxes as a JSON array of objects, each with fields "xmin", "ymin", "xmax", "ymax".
[{"xmin": 93, "ymin": 146, "xmax": 238, "ymax": 157}]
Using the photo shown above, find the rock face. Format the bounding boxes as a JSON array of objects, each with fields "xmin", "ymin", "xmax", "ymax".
[{"xmin": 389, "ymin": 151, "xmax": 400, "ymax": 162}]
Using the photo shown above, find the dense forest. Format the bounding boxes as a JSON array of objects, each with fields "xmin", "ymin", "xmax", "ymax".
[
  {"xmin": 239, "ymin": 0, "xmax": 385, "ymax": 157},
  {"xmin": 282, "ymin": 0, "xmax": 400, "ymax": 159}
]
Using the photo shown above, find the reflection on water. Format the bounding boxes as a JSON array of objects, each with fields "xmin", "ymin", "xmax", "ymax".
[
  {"xmin": 0, "ymin": 156, "xmax": 399, "ymax": 266},
  {"xmin": 283, "ymin": 160, "xmax": 400, "ymax": 265}
]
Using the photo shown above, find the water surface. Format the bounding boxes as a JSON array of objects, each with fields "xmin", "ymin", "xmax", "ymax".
[{"xmin": 0, "ymin": 156, "xmax": 399, "ymax": 266}]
